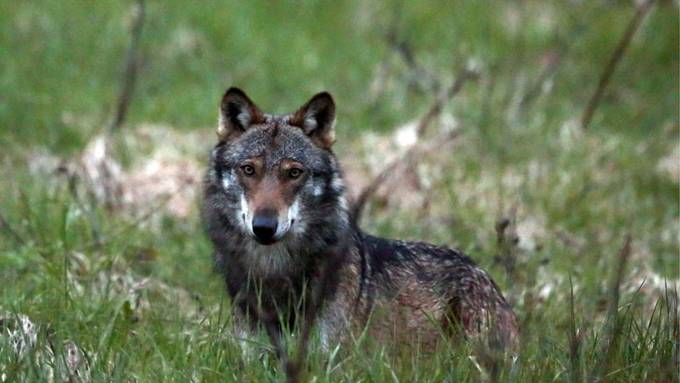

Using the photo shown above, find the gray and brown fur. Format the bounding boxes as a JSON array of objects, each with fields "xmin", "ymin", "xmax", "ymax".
[{"xmin": 202, "ymin": 88, "xmax": 518, "ymax": 352}]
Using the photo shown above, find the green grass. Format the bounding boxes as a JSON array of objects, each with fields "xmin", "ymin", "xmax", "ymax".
[{"xmin": 1, "ymin": 1, "xmax": 678, "ymax": 381}]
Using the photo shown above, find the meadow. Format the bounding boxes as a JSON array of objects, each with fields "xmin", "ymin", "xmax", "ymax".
[{"xmin": 0, "ymin": 1, "xmax": 678, "ymax": 381}]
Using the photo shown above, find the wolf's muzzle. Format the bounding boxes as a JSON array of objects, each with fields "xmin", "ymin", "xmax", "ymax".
[{"xmin": 252, "ymin": 214, "xmax": 278, "ymax": 245}]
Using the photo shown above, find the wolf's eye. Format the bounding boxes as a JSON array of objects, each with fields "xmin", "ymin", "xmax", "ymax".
[
  {"xmin": 288, "ymin": 168, "xmax": 303, "ymax": 179},
  {"xmin": 241, "ymin": 165, "xmax": 255, "ymax": 176}
]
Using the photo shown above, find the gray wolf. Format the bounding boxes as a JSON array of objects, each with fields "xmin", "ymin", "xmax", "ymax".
[{"xmin": 202, "ymin": 88, "xmax": 518, "ymax": 352}]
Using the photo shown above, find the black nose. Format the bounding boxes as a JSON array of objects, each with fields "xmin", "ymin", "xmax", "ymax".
[{"xmin": 252, "ymin": 215, "xmax": 278, "ymax": 244}]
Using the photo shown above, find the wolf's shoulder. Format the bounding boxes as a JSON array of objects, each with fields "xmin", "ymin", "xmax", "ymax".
[{"xmin": 354, "ymin": 231, "xmax": 478, "ymax": 270}]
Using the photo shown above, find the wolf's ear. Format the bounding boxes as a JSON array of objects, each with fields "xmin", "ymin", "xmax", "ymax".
[
  {"xmin": 217, "ymin": 87, "xmax": 264, "ymax": 142},
  {"xmin": 290, "ymin": 92, "xmax": 336, "ymax": 149}
]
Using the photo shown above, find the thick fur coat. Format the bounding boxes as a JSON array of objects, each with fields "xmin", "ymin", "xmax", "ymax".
[{"xmin": 203, "ymin": 88, "xmax": 517, "ymax": 351}]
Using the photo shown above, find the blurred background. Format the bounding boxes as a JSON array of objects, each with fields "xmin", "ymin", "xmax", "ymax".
[{"xmin": 0, "ymin": 1, "xmax": 678, "ymax": 381}]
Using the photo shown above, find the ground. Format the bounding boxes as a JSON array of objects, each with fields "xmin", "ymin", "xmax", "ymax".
[{"xmin": 0, "ymin": 1, "xmax": 678, "ymax": 382}]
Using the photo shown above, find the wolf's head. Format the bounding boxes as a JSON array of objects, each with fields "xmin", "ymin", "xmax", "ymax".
[{"xmin": 204, "ymin": 88, "xmax": 349, "ymax": 270}]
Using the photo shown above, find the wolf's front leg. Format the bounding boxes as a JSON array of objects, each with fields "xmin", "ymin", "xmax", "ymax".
[{"xmin": 230, "ymin": 309, "xmax": 279, "ymax": 361}]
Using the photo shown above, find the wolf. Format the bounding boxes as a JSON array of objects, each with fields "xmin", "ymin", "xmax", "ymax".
[{"xmin": 203, "ymin": 88, "xmax": 518, "ymax": 353}]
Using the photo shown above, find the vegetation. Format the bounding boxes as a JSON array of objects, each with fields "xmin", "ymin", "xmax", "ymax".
[{"xmin": 1, "ymin": 1, "xmax": 677, "ymax": 381}]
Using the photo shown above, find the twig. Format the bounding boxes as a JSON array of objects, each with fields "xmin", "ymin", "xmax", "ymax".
[
  {"xmin": 519, "ymin": 47, "xmax": 565, "ymax": 109},
  {"xmin": 109, "ymin": 0, "xmax": 145, "ymax": 133},
  {"xmin": 568, "ymin": 275, "xmax": 583, "ymax": 383},
  {"xmin": 62, "ymin": 168, "xmax": 103, "ymax": 246},
  {"xmin": 605, "ymin": 234, "xmax": 632, "ymax": 323},
  {"xmin": 385, "ymin": 28, "xmax": 441, "ymax": 94},
  {"xmin": 80, "ymin": 190, "xmax": 176, "ymax": 251},
  {"xmin": 350, "ymin": 130, "xmax": 461, "ymax": 223},
  {"xmin": 0, "ymin": 209, "xmax": 26, "ymax": 246},
  {"xmin": 580, "ymin": 0, "xmax": 656, "ymax": 130},
  {"xmin": 369, "ymin": 1, "xmax": 403, "ymax": 103},
  {"xmin": 520, "ymin": 20, "xmax": 594, "ymax": 111},
  {"xmin": 494, "ymin": 206, "xmax": 519, "ymax": 284},
  {"xmin": 351, "ymin": 67, "xmax": 478, "ymax": 223},
  {"xmin": 416, "ymin": 68, "xmax": 478, "ymax": 136},
  {"xmin": 592, "ymin": 234, "xmax": 633, "ymax": 381}
]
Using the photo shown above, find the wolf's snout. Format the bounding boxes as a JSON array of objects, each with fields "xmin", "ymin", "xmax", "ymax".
[{"xmin": 252, "ymin": 214, "xmax": 278, "ymax": 245}]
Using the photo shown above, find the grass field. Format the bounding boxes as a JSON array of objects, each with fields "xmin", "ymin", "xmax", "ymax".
[{"xmin": 1, "ymin": 1, "xmax": 678, "ymax": 381}]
